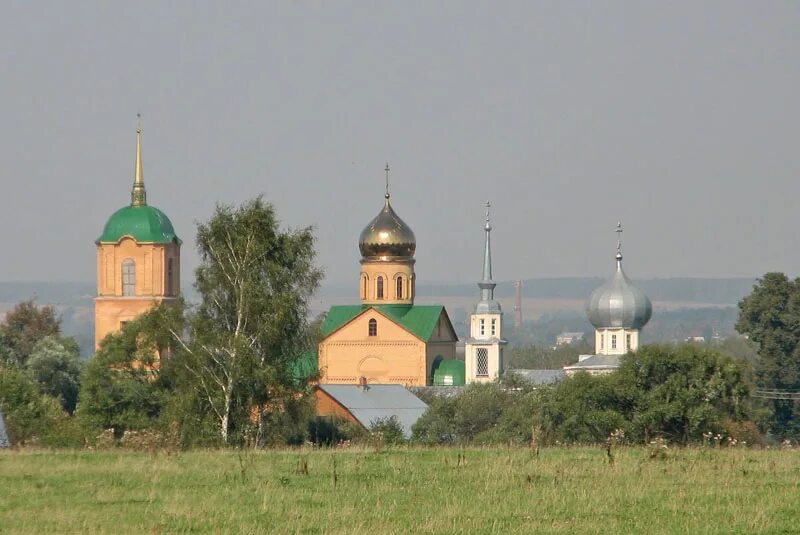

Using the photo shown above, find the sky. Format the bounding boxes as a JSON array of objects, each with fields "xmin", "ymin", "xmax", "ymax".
[{"xmin": 1, "ymin": 1, "xmax": 799, "ymax": 286}]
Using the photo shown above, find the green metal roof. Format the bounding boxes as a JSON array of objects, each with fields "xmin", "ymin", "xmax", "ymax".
[
  {"xmin": 290, "ymin": 351, "xmax": 318, "ymax": 384},
  {"xmin": 97, "ymin": 205, "xmax": 181, "ymax": 244},
  {"xmin": 321, "ymin": 304, "xmax": 447, "ymax": 341},
  {"xmin": 433, "ymin": 359, "xmax": 465, "ymax": 386}
]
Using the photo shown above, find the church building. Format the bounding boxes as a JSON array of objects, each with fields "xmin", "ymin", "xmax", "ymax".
[
  {"xmin": 464, "ymin": 202, "xmax": 506, "ymax": 383},
  {"xmin": 564, "ymin": 222, "xmax": 652, "ymax": 375},
  {"xmin": 94, "ymin": 122, "xmax": 181, "ymax": 347},
  {"xmin": 317, "ymin": 167, "xmax": 458, "ymax": 386}
]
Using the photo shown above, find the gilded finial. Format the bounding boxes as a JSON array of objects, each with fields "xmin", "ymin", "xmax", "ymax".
[
  {"xmin": 131, "ymin": 113, "xmax": 147, "ymax": 207},
  {"xmin": 384, "ymin": 163, "xmax": 390, "ymax": 200}
]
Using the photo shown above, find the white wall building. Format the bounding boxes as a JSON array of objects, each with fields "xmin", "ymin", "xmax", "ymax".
[{"xmin": 465, "ymin": 202, "xmax": 506, "ymax": 383}]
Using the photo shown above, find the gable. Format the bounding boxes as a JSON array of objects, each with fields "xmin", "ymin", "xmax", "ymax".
[
  {"xmin": 325, "ymin": 308, "xmax": 421, "ymax": 342},
  {"xmin": 321, "ymin": 304, "xmax": 454, "ymax": 342}
]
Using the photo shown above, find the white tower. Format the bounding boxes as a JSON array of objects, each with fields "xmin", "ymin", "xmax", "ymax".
[
  {"xmin": 465, "ymin": 202, "xmax": 506, "ymax": 383},
  {"xmin": 586, "ymin": 222, "xmax": 652, "ymax": 355}
]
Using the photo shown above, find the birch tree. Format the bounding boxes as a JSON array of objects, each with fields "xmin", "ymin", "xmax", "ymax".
[{"xmin": 173, "ymin": 197, "xmax": 321, "ymax": 445}]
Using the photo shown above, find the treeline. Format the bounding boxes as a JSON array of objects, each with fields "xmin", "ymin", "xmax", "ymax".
[{"xmin": 412, "ymin": 344, "xmax": 759, "ymax": 446}]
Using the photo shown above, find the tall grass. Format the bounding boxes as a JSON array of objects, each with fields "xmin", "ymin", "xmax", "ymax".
[{"xmin": 0, "ymin": 447, "xmax": 797, "ymax": 533}]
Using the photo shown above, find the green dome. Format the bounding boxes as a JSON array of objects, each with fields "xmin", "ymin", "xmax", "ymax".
[
  {"xmin": 432, "ymin": 359, "xmax": 465, "ymax": 386},
  {"xmin": 96, "ymin": 205, "xmax": 181, "ymax": 244}
]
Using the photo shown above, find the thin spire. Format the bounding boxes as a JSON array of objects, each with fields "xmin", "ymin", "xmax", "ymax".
[
  {"xmin": 384, "ymin": 163, "xmax": 390, "ymax": 200},
  {"xmin": 615, "ymin": 221, "xmax": 623, "ymax": 267},
  {"xmin": 478, "ymin": 201, "xmax": 496, "ymax": 303},
  {"xmin": 131, "ymin": 113, "xmax": 147, "ymax": 206},
  {"xmin": 482, "ymin": 201, "xmax": 493, "ymax": 281}
]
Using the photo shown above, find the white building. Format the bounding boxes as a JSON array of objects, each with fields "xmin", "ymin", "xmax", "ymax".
[
  {"xmin": 465, "ymin": 202, "xmax": 506, "ymax": 383},
  {"xmin": 565, "ymin": 222, "xmax": 652, "ymax": 376}
]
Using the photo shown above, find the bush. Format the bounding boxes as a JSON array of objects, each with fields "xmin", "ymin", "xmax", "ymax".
[{"xmin": 369, "ymin": 416, "xmax": 406, "ymax": 446}]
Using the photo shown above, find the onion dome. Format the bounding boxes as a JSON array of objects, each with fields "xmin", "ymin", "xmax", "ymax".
[
  {"xmin": 358, "ymin": 165, "xmax": 416, "ymax": 261},
  {"xmin": 96, "ymin": 121, "xmax": 181, "ymax": 245},
  {"xmin": 586, "ymin": 223, "xmax": 652, "ymax": 329}
]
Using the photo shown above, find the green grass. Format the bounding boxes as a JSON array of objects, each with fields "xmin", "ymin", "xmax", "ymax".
[{"xmin": 0, "ymin": 447, "xmax": 798, "ymax": 534}]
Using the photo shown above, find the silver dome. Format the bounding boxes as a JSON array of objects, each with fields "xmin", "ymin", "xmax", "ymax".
[{"xmin": 586, "ymin": 255, "xmax": 652, "ymax": 329}]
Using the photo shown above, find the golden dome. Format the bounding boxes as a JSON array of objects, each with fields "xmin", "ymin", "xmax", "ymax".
[{"xmin": 359, "ymin": 195, "xmax": 416, "ymax": 261}]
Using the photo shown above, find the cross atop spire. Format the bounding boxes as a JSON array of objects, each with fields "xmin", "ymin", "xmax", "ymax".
[
  {"xmin": 131, "ymin": 114, "xmax": 147, "ymax": 207},
  {"xmin": 616, "ymin": 221, "xmax": 623, "ymax": 265},
  {"xmin": 384, "ymin": 163, "xmax": 390, "ymax": 200}
]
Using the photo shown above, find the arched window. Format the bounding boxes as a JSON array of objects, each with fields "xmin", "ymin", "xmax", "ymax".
[
  {"xmin": 122, "ymin": 259, "xmax": 136, "ymax": 296},
  {"xmin": 396, "ymin": 276, "xmax": 403, "ymax": 299},
  {"xmin": 167, "ymin": 258, "xmax": 174, "ymax": 296},
  {"xmin": 361, "ymin": 275, "xmax": 368, "ymax": 300},
  {"xmin": 368, "ymin": 318, "xmax": 377, "ymax": 336},
  {"xmin": 376, "ymin": 276, "xmax": 384, "ymax": 300}
]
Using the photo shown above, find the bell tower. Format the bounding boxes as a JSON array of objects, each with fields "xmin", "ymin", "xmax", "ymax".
[
  {"xmin": 94, "ymin": 119, "xmax": 181, "ymax": 348},
  {"xmin": 358, "ymin": 164, "xmax": 416, "ymax": 305},
  {"xmin": 465, "ymin": 202, "xmax": 506, "ymax": 383}
]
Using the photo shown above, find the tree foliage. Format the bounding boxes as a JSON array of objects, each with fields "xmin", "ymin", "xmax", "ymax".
[
  {"xmin": 0, "ymin": 300, "xmax": 60, "ymax": 367},
  {"xmin": 736, "ymin": 272, "xmax": 800, "ymax": 436},
  {"xmin": 27, "ymin": 336, "xmax": 82, "ymax": 413},
  {"xmin": 413, "ymin": 344, "xmax": 752, "ymax": 446},
  {"xmin": 167, "ymin": 197, "xmax": 322, "ymax": 445}
]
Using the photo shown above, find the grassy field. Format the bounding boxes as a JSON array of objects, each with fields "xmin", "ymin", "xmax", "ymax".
[{"xmin": 0, "ymin": 446, "xmax": 798, "ymax": 534}]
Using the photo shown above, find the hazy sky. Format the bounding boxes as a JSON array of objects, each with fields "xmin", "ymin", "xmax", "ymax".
[{"xmin": 2, "ymin": 2, "xmax": 799, "ymax": 286}]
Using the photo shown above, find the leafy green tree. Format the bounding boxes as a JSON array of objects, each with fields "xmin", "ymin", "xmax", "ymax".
[
  {"xmin": 27, "ymin": 336, "xmax": 82, "ymax": 413},
  {"xmin": 618, "ymin": 344, "xmax": 749, "ymax": 443},
  {"xmin": 0, "ymin": 300, "xmax": 60, "ymax": 367},
  {"xmin": 0, "ymin": 366, "xmax": 74, "ymax": 446},
  {"xmin": 541, "ymin": 372, "xmax": 634, "ymax": 443},
  {"xmin": 167, "ymin": 197, "xmax": 322, "ymax": 445},
  {"xmin": 736, "ymin": 273, "xmax": 800, "ymax": 436},
  {"xmin": 77, "ymin": 312, "xmax": 173, "ymax": 436}
]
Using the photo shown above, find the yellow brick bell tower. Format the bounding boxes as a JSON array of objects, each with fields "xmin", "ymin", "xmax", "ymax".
[{"xmin": 94, "ymin": 118, "xmax": 181, "ymax": 348}]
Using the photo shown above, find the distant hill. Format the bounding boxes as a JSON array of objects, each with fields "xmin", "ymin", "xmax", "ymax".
[
  {"xmin": 323, "ymin": 277, "xmax": 757, "ymax": 305},
  {"xmin": 0, "ymin": 277, "xmax": 758, "ymax": 358}
]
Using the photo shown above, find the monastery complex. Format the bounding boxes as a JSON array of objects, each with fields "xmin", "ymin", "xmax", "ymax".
[{"xmin": 94, "ymin": 125, "xmax": 653, "ymax": 397}]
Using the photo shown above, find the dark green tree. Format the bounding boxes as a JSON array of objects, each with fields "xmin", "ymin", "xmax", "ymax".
[
  {"xmin": 618, "ymin": 344, "xmax": 749, "ymax": 443},
  {"xmin": 736, "ymin": 272, "xmax": 800, "ymax": 436},
  {"xmin": 0, "ymin": 300, "xmax": 60, "ymax": 367},
  {"xmin": 77, "ymin": 311, "xmax": 175, "ymax": 436},
  {"xmin": 27, "ymin": 336, "xmax": 82, "ymax": 413}
]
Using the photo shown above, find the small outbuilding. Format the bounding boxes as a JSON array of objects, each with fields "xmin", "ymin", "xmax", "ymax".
[{"xmin": 315, "ymin": 383, "xmax": 428, "ymax": 437}]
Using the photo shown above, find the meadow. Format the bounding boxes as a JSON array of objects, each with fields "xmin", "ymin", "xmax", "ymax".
[{"xmin": 0, "ymin": 446, "xmax": 798, "ymax": 534}]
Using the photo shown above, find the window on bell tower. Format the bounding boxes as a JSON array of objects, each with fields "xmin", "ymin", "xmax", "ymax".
[
  {"xmin": 476, "ymin": 347, "xmax": 489, "ymax": 377},
  {"xmin": 122, "ymin": 259, "xmax": 136, "ymax": 296},
  {"xmin": 377, "ymin": 277, "xmax": 384, "ymax": 300},
  {"xmin": 479, "ymin": 318, "xmax": 485, "ymax": 336},
  {"xmin": 396, "ymin": 276, "xmax": 403, "ymax": 300},
  {"xmin": 491, "ymin": 318, "xmax": 496, "ymax": 336},
  {"xmin": 167, "ymin": 258, "xmax": 174, "ymax": 296}
]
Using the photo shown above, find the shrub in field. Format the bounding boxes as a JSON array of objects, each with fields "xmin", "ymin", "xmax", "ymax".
[
  {"xmin": 369, "ymin": 416, "xmax": 406, "ymax": 446},
  {"xmin": 308, "ymin": 416, "xmax": 366, "ymax": 445}
]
